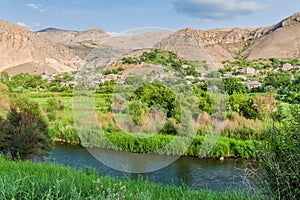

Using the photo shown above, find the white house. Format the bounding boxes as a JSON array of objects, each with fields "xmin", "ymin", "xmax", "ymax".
[
  {"xmin": 240, "ymin": 67, "xmax": 256, "ymax": 75},
  {"xmin": 282, "ymin": 63, "xmax": 293, "ymax": 71}
]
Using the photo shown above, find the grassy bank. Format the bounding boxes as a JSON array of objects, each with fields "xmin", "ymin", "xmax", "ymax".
[
  {"xmin": 104, "ymin": 132, "xmax": 256, "ymax": 158},
  {"xmin": 0, "ymin": 158, "xmax": 263, "ymax": 200},
  {"xmin": 57, "ymin": 130, "xmax": 256, "ymax": 159}
]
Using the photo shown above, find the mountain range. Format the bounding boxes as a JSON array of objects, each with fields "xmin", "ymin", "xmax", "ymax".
[{"xmin": 0, "ymin": 12, "xmax": 300, "ymax": 75}]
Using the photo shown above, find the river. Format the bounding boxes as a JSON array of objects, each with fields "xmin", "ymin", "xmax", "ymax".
[{"xmin": 47, "ymin": 143, "xmax": 251, "ymax": 192}]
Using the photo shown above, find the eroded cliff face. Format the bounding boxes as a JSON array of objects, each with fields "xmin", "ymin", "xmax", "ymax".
[{"xmin": 0, "ymin": 20, "xmax": 81, "ymax": 74}]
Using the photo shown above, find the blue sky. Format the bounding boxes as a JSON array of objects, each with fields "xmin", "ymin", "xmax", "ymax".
[{"xmin": 0, "ymin": 0, "xmax": 299, "ymax": 32}]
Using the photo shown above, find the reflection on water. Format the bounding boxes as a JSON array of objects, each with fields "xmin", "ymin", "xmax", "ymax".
[{"xmin": 48, "ymin": 143, "xmax": 249, "ymax": 191}]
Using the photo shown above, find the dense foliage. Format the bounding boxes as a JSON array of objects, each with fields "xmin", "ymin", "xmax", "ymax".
[
  {"xmin": 0, "ymin": 96, "xmax": 53, "ymax": 160},
  {"xmin": 223, "ymin": 78, "xmax": 247, "ymax": 95},
  {"xmin": 264, "ymin": 71, "xmax": 292, "ymax": 89},
  {"xmin": 253, "ymin": 105, "xmax": 300, "ymax": 200}
]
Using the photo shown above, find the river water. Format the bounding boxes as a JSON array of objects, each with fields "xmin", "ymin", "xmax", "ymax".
[{"xmin": 47, "ymin": 143, "xmax": 251, "ymax": 192}]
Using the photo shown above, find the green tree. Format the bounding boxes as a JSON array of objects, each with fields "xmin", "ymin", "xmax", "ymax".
[
  {"xmin": 269, "ymin": 58, "xmax": 282, "ymax": 68},
  {"xmin": 0, "ymin": 96, "xmax": 53, "ymax": 160},
  {"xmin": 228, "ymin": 93, "xmax": 258, "ymax": 119},
  {"xmin": 0, "ymin": 71, "xmax": 9, "ymax": 83},
  {"xmin": 0, "ymin": 83, "xmax": 9, "ymax": 110},
  {"xmin": 279, "ymin": 77, "xmax": 300, "ymax": 104},
  {"xmin": 128, "ymin": 100, "xmax": 149, "ymax": 125},
  {"xmin": 96, "ymin": 80, "xmax": 116, "ymax": 94},
  {"xmin": 192, "ymin": 85, "xmax": 212, "ymax": 114},
  {"xmin": 132, "ymin": 83, "xmax": 179, "ymax": 118},
  {"xmin": 125, "ymin": 75, "xmax": 143, "ymax": 86},
  {"xmin": 9, "ymin": 73, "xmax": 46, "ymax": 90},
  {"xmin": 264, "ymin": 71, "xmax": 292, "ymax": 89},
  {"xmin": 46, "ymin": 97, "xmax": 64, "ymax": 113},
  {"xmin": 223, "ymin": 78, "xmax": 246, "ymax": 95}
]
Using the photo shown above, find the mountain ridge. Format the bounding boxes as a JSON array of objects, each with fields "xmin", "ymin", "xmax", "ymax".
[{"xmin": 0, "ymin": 12, "xmax": 299, "ymax": 74}]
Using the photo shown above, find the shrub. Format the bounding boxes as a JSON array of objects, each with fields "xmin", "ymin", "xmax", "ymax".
[
  {"xmin": 0, "ymin": 96, "xmax": 53, "ymax": 160},
  {"xmin": 250, "ymin": 105, "xmax": 300, "ymax": 199}
]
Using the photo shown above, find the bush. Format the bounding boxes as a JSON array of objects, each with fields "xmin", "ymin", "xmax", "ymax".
[
  {"xmin": 0, "ymin": 96, "xmax": 53, "ymax": 160},
  {"xmin": 251, "ymin": 105, "xmax": 300, "ymax": 199}
]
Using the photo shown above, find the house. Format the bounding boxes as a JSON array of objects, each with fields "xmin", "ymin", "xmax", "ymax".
[
  {"xmin": 242, "ymin": 81, "xmax": 263, "ymax": 89},
  {"xmin": 185, "ymin": 75, "xmax": 195, "ymax": 80},
  {"xmin": 282, "ymin": 63, "xmax": 293, "ymax": 71},
  {"xmin": 232, "ymin": 66, "xmax": 240, "ymax": 70},
  {"xmin": 223, "ymin": 73, "xmax": 233, "ymax": 78},
  {"xmin": 240, "ymin": 67, "xmax": 256, "ymax": 75},
  {"xmin": 41, "ymin": 74, "xmax": 56, "ymax": 82},
  {"xmin": 235, "ymin": 75, "xmax": 247, "ymax": 80}
]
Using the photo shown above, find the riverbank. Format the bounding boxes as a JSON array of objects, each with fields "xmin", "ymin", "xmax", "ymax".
[
  {"xmin": 0, "ymin": 157, "xmax": 263, "ymax": 200},
  {"xmin": 54, "ymin": 131, "xmax": 257, "ymax": 159}
]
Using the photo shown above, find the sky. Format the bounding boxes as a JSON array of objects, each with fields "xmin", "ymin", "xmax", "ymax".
[{"xmin": 0, "ymin": 0, "xmax": 299, "ymax": 33}]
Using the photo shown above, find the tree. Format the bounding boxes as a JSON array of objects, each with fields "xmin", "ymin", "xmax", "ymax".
[
  {"xmin": 227, "ymin": 93, "xmax": 259, "ymax": 119},
  {"xmin": 223, "ymin": 78, "xmax": 246, "ymax": 95},
  {"xmin": 0, "ymin": 83, "xmax": 10, "ymax": 112},
  {"xmin": 264, "ymin": 71, "xmax": 292, "ymax": 89},
  {"xmin": 128, "ymin": 100, "xmax": 149, "ymax": 125},
  {"xmin": 279, "ymin": 77, "xmax": 300, "ymax": 104},
  {"xmin": 132, "ymin": 83, "xmax": 179, "ymax": 118},
  {"xmin": 96, "ymin": 80, "xmax": 116, "ymax": 94},
  {"xmin": 0, "ymin": 71, "xmax": 9, "ymax": 83},
  {"xmin": 0, "ymin": 96, "xmax": 53, "ymax": 160},
  {"xmin": 46, "ymin": 97, "xmax": 64, "ymax": 113}
]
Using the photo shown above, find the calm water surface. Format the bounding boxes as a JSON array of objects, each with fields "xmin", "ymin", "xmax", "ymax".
[{"xmin": 48, "ymin": 143, "xmax": 250, "ymax": 192}]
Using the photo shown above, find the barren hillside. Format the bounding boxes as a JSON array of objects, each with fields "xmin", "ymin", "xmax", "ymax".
[
  {"xmin": 0, "ymin": 20, "xmax": 81, "ymax": 75},
  {"xmin": 155, "ymin": 13, "xmax": 300, "ymax": 67},
  {"xmin": 243, "ymin": 12, "xmax": 300, "ymax": 59}
]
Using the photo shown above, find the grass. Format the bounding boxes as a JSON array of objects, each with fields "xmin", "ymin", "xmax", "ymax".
[{"xmin": 0, "ymin": 157, "xmax": 264, "ymax": 200}]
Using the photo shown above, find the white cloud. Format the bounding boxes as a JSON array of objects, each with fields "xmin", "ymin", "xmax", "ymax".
[
  {"xmin": 173, "ymin": 0, "xmax": 267, "ymax": 20},
  {"xmin": 26, "ymin": 3, "xmax": 44, "ymax": 12},
  {"xmin": 17, "ymin": 22, "xmax": 29, "ymax": 28}
]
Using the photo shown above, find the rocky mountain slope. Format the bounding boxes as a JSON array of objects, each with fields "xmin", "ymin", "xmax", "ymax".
[
  {"xmin": 243, "ymin": 12, "xmax": 300, "ymax": 59},
  {"xmin": 0, "ymin": 20, "xmax": 81, "ymax": 74},
  {"xmin": 35, "ymin": 28, "xmax": 173, "ymax": 68},
  {"xmin": 156, "ymin": 12, "xmax": 300, "ymax": 67},
  {"xmin": 155, "ymin": 26, "xmax": 271, "ymax": 68},
  {"xmin": 36, "ymin": 28, "xmax": 110, "ymax": 47}
]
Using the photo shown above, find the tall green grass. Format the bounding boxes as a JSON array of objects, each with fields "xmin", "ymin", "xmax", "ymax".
[
  {"xmin": 78, "ymin": 131, "xmax": 256, "ymax": 158},
  {"xmin": 0, "ymin": 158, "xmax": 263, "ymax": 200}
]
